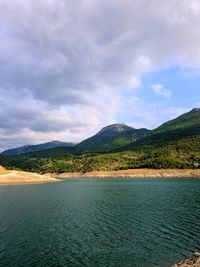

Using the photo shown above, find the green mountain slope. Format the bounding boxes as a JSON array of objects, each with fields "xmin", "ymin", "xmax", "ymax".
[
  {"xmin": 2, "ymin": 109, "xmax": 200, "ymax": 172},
  {"xmin": 155, "ymin": 108, "xmax": 200, "ymax": 133},
  {"xmin": 127, "ymin": 108, "xmax": 200, "ymax": 151},
  {"xmin": 6, "ymin": 123, "xmax": 150, "ymax": 157},
  {"xmin": 76, "ymin": 123, "xmax": 149, "ymax": 151}
]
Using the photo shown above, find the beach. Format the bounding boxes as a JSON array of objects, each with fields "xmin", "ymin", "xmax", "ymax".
[
  {"xmin": 52, "ymin": 168, "xmax": 200, "ymax": 179},
  {"xmin": 2, "ymin": 165, "xmax": 200, "ymax": 185},
  {"xmin": 0, "ymin": 166, "xmax": 59, "ymax": 185}
]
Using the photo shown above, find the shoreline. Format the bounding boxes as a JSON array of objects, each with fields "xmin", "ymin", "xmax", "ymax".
[
  {"xmin": 51, "ymin": 168, "xmax": 200, "ymax": 179},
  {"xmin": 171, "ymin": 252, "xmax": 200, "ymax": 267},
  {"xmin": 2, "ymin": 166, "xmax": 200, "ymax": 185},
  {"xmin": 0, "ymin": 166, "xmax": 60, "ymax": 185}
]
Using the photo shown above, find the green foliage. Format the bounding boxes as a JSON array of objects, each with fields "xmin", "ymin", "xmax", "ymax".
[
  {"xmin": 76, "ymin": 125, "xmax": 149, "ymax": 152},
  {"xmin": 1, "ymin": 109, "xmax": 200, "ymax": 173},
  {"xmin": 1, "ymin": 141, "xmax": 200, "ymax": 173},
  {"xmin": 126, "ymin": 109, "xmax": 200, "ymax": 152}
]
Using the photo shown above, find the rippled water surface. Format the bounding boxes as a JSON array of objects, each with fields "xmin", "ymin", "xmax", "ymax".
[{"xmin": 0, "ymin": 178, "xmax": 200, "ymax": 267}]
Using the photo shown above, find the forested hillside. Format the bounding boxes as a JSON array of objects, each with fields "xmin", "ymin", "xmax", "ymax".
[{"xmin": 1, "ymin": 109, "xmax": 200, "ymax": 173}]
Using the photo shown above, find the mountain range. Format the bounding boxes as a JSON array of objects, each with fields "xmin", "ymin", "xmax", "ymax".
[
  {"xmin": 1, "ymin": 108, "xmax": 200, "ymax": 172},
  {"xmin": 2, "ymin": 141, "xmax": 76, "ymax": 155},
  {"xmin": 2, "ymin": 108, "xmax": 200, "ymax": 155},
  {"xmin": 1, "ymin": 124, "xmax": 149, "ymax": 155}
]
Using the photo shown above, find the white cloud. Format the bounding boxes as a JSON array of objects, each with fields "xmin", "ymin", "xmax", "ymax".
[
  {"xmin": 152, "ymin": 84, "xmax": 172, "ymax": 98},
  {"xmin": 190, "ymin": 1, "xmax": 200, "ymax": 15},
  {"xmin": 0, "ymin": 0, "xmax": 200, "ymax": 150}
]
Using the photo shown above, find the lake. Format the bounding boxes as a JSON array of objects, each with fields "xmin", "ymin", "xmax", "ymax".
[{"xmin": 0, "ymin": 178, "xmax": 200, "ymax": 267}]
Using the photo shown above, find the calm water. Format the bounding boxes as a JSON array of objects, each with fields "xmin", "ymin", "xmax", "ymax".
[{"xmin": 0, "ymin": 178, "xmax": 200, "ymax": 267}]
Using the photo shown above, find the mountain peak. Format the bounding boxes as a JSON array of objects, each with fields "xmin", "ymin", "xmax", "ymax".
[
  {"xmin": 190, "ymin": 108, "xmax": 200, "ymax": 113},
  {"xmin": 77, "ymin": 123, "xmax": 149, "ymax": 150},
  {"xmin": 97, "ymin": 123, "xmax": 132, "ymax": 135}
]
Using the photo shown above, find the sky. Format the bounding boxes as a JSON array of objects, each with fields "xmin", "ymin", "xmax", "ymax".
[{"xmin": 1, "ymin": 0, "xmax": 200, "ymax": 151}]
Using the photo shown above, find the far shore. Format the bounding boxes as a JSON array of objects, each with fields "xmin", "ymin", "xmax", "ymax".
[
  {"xmin": 2, "ymin": 165, "xmax": 200, "ymax": 185},
  {"xmin": 50, "ymin": 168, "xmax": 200, "ymax": 179}
]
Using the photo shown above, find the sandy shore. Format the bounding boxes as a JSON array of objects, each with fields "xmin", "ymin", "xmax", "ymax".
[
  {"xmin": 0, "ymin": 166, "xmax": 59, "ymax": 185},
  {"xmin": 51, "ymin": 168, "xmax": 200, "ymax": 179},
  {"xmin": 2, "ymin": 166, "xmax": 200, "ymax": 185}
]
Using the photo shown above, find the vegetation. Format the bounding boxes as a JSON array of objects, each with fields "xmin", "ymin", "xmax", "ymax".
[
  {"xmin": 1, "ymin": 109, "xmax": 200, "ymax": 173},
  {"xmin": 1, "ymin": 138, "xmax": 200, "ymax": 173},
  {"xmin": 126, "ymin": 109, "xmax": 200, "ymax": 151},
  {"xmin": 76, "ymin": 124, "xmax": 149, "ymax": 150}
]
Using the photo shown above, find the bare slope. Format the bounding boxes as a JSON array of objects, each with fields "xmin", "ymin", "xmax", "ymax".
[{"xmin": 0, "ymin": 165, "xmax": 59, "ymax": 184}]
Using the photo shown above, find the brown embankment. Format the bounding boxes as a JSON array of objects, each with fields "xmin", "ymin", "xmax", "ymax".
[
  {"xmin": 171, "ymin": 252, "xmax": 200, "ymax": 267},
  {"xmin": 0, "ymin": 166, "xmax": 59, "ymax": 185},
  {"xmin": 2, "ymin": 166, "xmax": 200, "ymax": 184},
  {"xmin": 50, "ymin": 168, "xmax": 200, "ymax": 179}
]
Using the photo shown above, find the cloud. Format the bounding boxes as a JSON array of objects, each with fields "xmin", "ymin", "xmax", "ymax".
[
  {"xmin": 0, "ymin": 0, "xmax": 200, "ymax": 150},
  {"xmin": 152, "ymin": 84, "xmax": 172, "ymax": 98}
]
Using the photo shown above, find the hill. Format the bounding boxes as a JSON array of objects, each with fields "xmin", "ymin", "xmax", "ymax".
[
  {"xmin": 127, "ymin": 108, "xmax": 200, "ymax": 151},
  {"xmin": 1, "ymin": 109, "xmax": 200, "ymax": 173},
  {"xmin": 1, "ymin": 124, "xmax": 149, "ymax": 157},
  {"xmin": 76, "ymin": 123, "xmax": 149, "ymax": 151},
  {"xmin": 2, "ymin": 141, "xmax": 76, "ymax": 155}
]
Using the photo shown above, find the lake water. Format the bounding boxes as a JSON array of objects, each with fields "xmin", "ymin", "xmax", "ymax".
[{"xmin": 0, "ymin": 178, "xmax": 200, "ymax": 267}]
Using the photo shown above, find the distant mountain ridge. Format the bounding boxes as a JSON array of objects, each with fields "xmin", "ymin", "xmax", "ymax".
[
  {"xmin": 1, "ymin": 123, "xmax": 150, "ymax": 155},
  {"xmin": 2, "ymin": 108, "xmax": 200, "ymax": 156},
  {"xmin": 2, "ymin": 141, "xmax": 76, "ymax": 155},
  {"xmin": 2, "ymin": 108, "xmax": 200, "ymax": 172}
]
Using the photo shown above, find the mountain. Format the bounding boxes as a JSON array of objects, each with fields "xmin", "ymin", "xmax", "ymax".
[
  {"xmin": 3, "ymin": 109, "xmax": 200, "ymax": 157},
  {"xmin": 1, "ymin": 109, "xmax": 200, "ymax": 172},
  {"xmin": 2, "ymin": 141, "xmax": 76, "ymax": 155},
  {"xmin": 1, "ymin": 124, "xmax": 150, "ymax": 157},
  {"xmin": 127, "ymin": 108, "xmax": 200, "ymax": 151},
  {"xmin": 76, "ymin": 123, "xmax": 149, "ymax": 151}
]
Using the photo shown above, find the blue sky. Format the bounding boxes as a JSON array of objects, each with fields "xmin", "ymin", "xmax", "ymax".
[
  {"xmin": 141, "ymin": 67, "xmax": 200, "ymax": 107},
  {"xmin": 115, "ymin": 66, "xmax": 200, "ymax": 130},
  {"xmin": 0, "ymin": 0, "xmax": 200, "ymax": 150}
]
